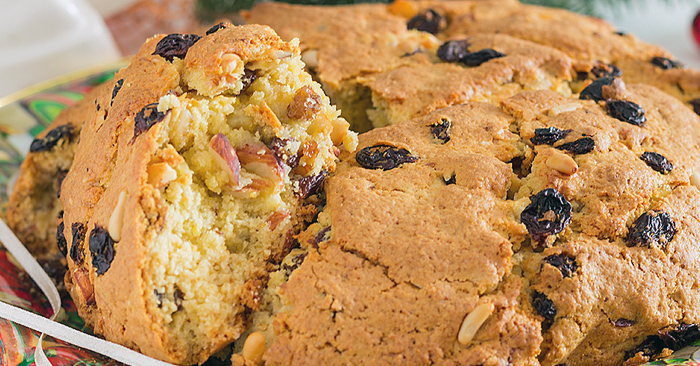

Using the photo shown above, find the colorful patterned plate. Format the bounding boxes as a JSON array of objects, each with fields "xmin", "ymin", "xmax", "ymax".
[{"xmin": 0, "ymin": 60, "xmax": 128, "ymax": 366}]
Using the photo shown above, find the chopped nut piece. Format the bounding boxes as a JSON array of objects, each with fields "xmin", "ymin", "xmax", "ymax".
[
  {"xmin": 330, "ymin": 118, "xmax": 350, "ymax": 146},
  {"xmin": 691, "ymin": 172, "xmax": 700, "ymax": 190},
  {"xmin": 242, "ymin": 332, "xmax": 266, "ymax": 365},
  {"xmin": 548, "ymin": 103, "xmax": 581, "ymax": 117},
  {"xmin": 458, "ymin": 303, "xmax": 495, "ymax": 345},
  {"xmin": 546, "ymin": 153, "xmax": 578, "ymax": 175},
  {"xmin": 237, "ymin": 143, "xmax": 284, "ymax": 192},
  {"xmin": 208, "ymin": 133, "xmax": 241, "ymax": 186},
  {"xmin": 301, "ymin": 49, "xmax": 319, "ymax": 68},
  {"xmin": 72, "ymin": 267, "xmax": 95, "ymax": 305},
  {"xmin": 147, "ymin": 163, "xmax": 178, "ymax": 188},
  {"xmin": 245, "ymin": 102, "xmax": 282, "ymax": 131},
  {"xmin": 108, "ymin": 190, "xmax": 127, "ymax": 242}
]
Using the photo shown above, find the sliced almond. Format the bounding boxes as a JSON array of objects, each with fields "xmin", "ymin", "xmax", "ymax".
[
  {"xmin": 548, "ymin": 103, "xmax": 581, "ymax": 117},
  {"xmin": 458, "ymin": 303, "xmax": 495, "ymax": 346},
  {"xmin": 147, "ymin": 163, "xmax": 178, "ymax": 188},
  {"xmin": 208, "ymin": 133, "xmax": 241, "ymax": 185},
  {"xmin": 236, "ymin": 143, "xmax": 284, "ymax": 191},
  {"xmin": 546, "ymin": 152, "xmax": 578, "ymax": 176},
  {"xmin": 72, "ymin": 267, "xmax": 95, "ymax": 305},
  {"xmin": 267, "ymin": 210, "xmax": 290, "ymax": 231},
  {"xmin": 242, "ymin": 332, "xmax": 266, "ymax": 365},
  {"xmin": 108, "ymin": 190, "xmax": 127, "ymax": 242}
]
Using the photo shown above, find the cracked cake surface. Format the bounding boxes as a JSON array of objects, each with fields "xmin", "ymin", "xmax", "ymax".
[{"xmin": 8, "ymin": 0, "xmax": 700, "ymax": 365}]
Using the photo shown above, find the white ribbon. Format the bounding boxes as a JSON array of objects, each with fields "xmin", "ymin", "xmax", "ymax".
[{"xmin": 0, "ymin": 218, "xmax": 176, "ymax": 366}]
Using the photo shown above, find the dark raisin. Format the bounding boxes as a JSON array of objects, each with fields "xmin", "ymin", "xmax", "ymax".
[
  {"xmin": 355, "ymin": 144, "xmax": 419, "ymax": 170},
  {"xmin": 29, "ymin": 125, "xmax": 74, "ymax": 153},
  {"xmin": 152, "ymin": 33, "xmax": 201, "ymax": 62},
  {"xmin": 626, "ymin": 324, "xmax": 700, "ymax": 360},
  {"xmin": 689, "ymin": 99, "xmax": 700, "ymax": 116},
  {"xmin": 56, "ymin": 218, "xmax": 67, "ymax": 257},
  {"xmin": 132, "ymin": 103, "xmax": 168, "ymax": 142},
  {"xmin": 542, "ymin": 253, "xmax": 578, "ymax": 278},
  {"xmin": 269, "ymin": 138, "xmax": 300, "ymax": 168},
  {"xmin": 626, "ymin": 210, "xmax": 676, "ymax": 249},
  {"xmin": 173, "ymin": 288, "xmax": 184, "ymax": 310},
  {"xmin": 606, "ymin": 100, "xmax": 646, "ymax": 126},
  {"xmin": 659, "ymin": 323, "xmax": 700, "ymax": 349},
  {"xmin": 430, "ymin": 118, "xmax": 451, "ymax": 144},
  {"xmin": 460, "ymin": 49, "xmax": 505, "ymax": 67},
  {"xmin": 531, "ymin": 127, "xmax": 570, "ymax": 145},
  {"xmin": 70, "ymin": 222, "xmax": 86, "ymax": 265},
  {"xmin": 406, "ymin": 9, "xmax": 446, "ymax": 35},
  {"xmin": 576, "ymin": 71, "xmax": 589, "ymax": 81},
  {"xmin": 282, "ymin": 251, "xmax": 308, "ymax": 274},
  {"xmin": 614, "ymin": 31, "xmax": 627, "ymax": 36},
  {"xmin": 625, "ymin": 337, "xmax": 665, "ymax": 360},
  {"xmin": 437, "ymin": 40, "xmax": 470, "ymax": 62},
  {"xmin": 240, "ymin": 68, "xmax": 257, "ymax": 93},
  {"xmin": 613, "ymin": 318, "xmax": 636, "ymax": 327},
  {"xmin": 111, "ymin": 79, "xmax": 124, "ymax": 106},
  {"xmin": 206, "ymin": 22, "xmax": 227, "ymax": 35},
  {"xmin": 579, "ymin": 77, "xmax": 615, "ymax": 102},
  {"xmin": 556, "ymin": 137, "xmax": 595, "ymax": 154},
  {"xmin": 521, "ymin": 188, "xmax": 572, "ymax": 244},
  {"xmin": 297, "ymin": 171, "xmax": 327, "ymax": 198},
  {"xmin": 88, "ymin": 225, "xmax": 115, "ymax": 276},
  {"xmin": 651, "ymin": 56, "xmax": 683, "ymax": 70},
  {"xmin": 56, "ymin": 169, "xmax": 68, "ymax": 199},
  {"xmin": 444, "ymin": 174, "xmax": 456, "ymax": 185},
  {"xmin": 590, "ymin": 63, "xmax": 622, "ymax": 78},
  {"xmin": 532, "ymin": 291, "xmax": 556, "ymax": 320},
  {"xmin": 640, "ymin": 152, "xmax": 673, "ymax": 174}
]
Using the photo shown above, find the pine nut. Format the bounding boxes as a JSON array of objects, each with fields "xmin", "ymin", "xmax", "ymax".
[
  {"xmin": 458, "ymin": 303, "xmax": 495, "ymax": 345},
  {"xmin": 242, "ymin": 332, "xmax": 266, "ymax": 365},
  {"xmin": 546, "ymin": 152, "xmax": 578, "ymax": 176},
  {"xmin": 691, "ymin": 172, "xmax": 700, "ymax": 190},
  {"xmin": 548, "ymin": 103, "xmax": 580, "ymax": 117},
  {"xmin": 108, "ymin": 190, "xmax": 127, "ymax": 242}
]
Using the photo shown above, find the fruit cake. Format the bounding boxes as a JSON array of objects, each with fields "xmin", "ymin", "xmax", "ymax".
[
  {"xmin": 244, "ymin": 0, "xmax": 700, "ymax": 130},
  {"xmin": 248, "ymin": 83, "xmax": 700, "ymax": 366},
  {"xmin": 56, "ymin": 23, "xmax": 355, "ymax": 364}
]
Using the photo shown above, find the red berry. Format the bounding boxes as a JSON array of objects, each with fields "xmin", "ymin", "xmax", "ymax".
[{"xmin": 693, "ymin": 10, "xmax": 700, "ymax": 47}]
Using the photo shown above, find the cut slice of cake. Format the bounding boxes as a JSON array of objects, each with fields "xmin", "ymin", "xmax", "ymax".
[{"xmin": 58, "ymin": 23, "xmax": 356, "ymax": 365}]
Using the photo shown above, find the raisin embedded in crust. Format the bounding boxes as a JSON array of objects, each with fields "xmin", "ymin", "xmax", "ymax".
[
  {"xmin": 556, "ymin": 137, "xmax": 595, "ymax": 154},
  {"xmin": 406, "ymin": 9, "xmax": 446, "ymax": 35},
  {"xmin": 640, "ymin": 152, "xmax": 673, "ymax": 174},
  {"xmin": 579, "ymin": 77, "xmax": 615, "ymax": 102},
  {"xmin": 132, "ymin": 103, "xmax": 169, "ymax": 142},
  {"xmin": 29, "ymin": 125, "xmax": 74, "ymax": 153},
  {"xmin": 355, "ymin": 145, "xmax": 419, "ymax": 171},
  {"xmin": 521, "ymin": 188, "xmax": 572, "ymax": 244},
  {"xmin": 430, "ymin": 118, "xmax": 451, "ymax": 144},
  {"xmin": 460, "ymin": 49, "xmax": 506, "ymax": 67},
  {"xmin": 606, "ymin": 100, "xmax": 646, "ymax": 126},
  {"xmin": 206, "ymin": 22, "xmax": 227, "ymax": 35},
  {"xmin": 532, "ymin": 291, "xmax": 557, "ymax": 320},
  {"xmin": 626, "ymin": 210, "xmax": 676, "ymax": 249},
  {"xmin": 542, "ymin": 253, "xmax": 578, "ymax": 278},
  {"xmin": 437, "ymin": 40, "xmax": 470, "ymax": 63},
  {"xmin": 70, "ymin": 222, "xmax": 87, "ymax": 265},
  {"xmin": 152, "ymin": 33, "xmax": 202, "ymax": 62},
  {"xmin": 651, "ymin": 56, "xmax": 683, "ymax": 70},
  {"xmin": 88, "ymin": 225, "xmax": 116, "ymax": 276},
  {"xmin": 531, "ymin": 127, "xmax": 570, "ymax": 145}
]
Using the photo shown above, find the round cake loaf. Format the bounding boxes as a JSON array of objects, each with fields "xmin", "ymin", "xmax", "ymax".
[
  {"xmin": 57, "ymin": 23, "xmax": 355, "ymax": 364},
  {"xmin": 8, "ymin": 0, "xmax": 700, "ymax": 365}
]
